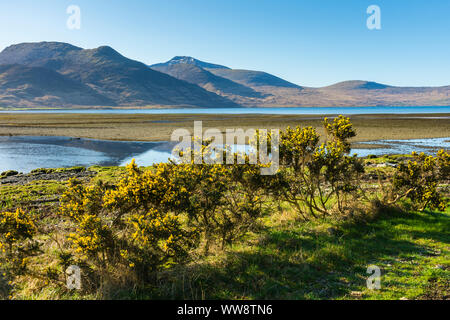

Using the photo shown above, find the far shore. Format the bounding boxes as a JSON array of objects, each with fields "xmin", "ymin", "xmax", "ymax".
[
  {"xmin": 0, "ymin": 113, "xmax": 449, "ymax": 144},
  {"xmin": 1, "ymin": 105, "xmax": 450, "ymax": 112}
]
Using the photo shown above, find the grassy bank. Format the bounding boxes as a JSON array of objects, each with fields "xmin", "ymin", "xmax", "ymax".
[
  {"xmin": 0, "ymin": 113, "xmax": 449, "ymax": 143},
  {"xmin": 1, "ymin": 158, "xmax": 448, "ymax": 300},
  {"xmin": 146, "ymin": 207, "xmax": 449, "ymax": 300}
]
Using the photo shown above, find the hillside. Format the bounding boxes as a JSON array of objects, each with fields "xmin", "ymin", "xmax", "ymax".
[
  {"xmin": 0, "ymin": 42, "xmax": 239, "ymax": 108},
  {"xmin": 0, "ymin": 64, "xmax": 114, "ymax": 107},
  {"xmin": 151, "ymin": 63, "xmax": 268, "ymax": 104},
  {"xmin": 316, "ymin": 81, "xmax": 450, "ymax": 107}
]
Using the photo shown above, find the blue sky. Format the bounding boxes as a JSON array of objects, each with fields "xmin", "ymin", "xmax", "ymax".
[{"xmin": 0, "ymin": 0, "xmax": 449, "ymax": 87}]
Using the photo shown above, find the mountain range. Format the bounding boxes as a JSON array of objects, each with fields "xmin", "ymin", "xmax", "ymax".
[
  {"xmin": 151, "ymin": 57, "xmax": 450, "ymax": 107},
  {"xmin": 0, "ymin": 42, "xmax": 237, "ymax": 108},
  {"xmin": 0, "ymin": 42, "xmax": 448, "ymax": 108}
]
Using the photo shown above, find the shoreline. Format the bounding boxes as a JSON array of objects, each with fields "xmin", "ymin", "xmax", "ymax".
[
  {"xmin": 1, "ymin": 134, "xmax": 448, "ymax": 175},
  {"xmin": 1, "ymin": 105, "xmax": 450, "ymax": 111}
]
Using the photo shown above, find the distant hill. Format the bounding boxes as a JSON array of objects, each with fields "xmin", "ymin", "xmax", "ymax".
[
  {"xmin": 151, "ymin": 56, "xmax": 450, "ymax": 107},
  {"xmin": 0, "ymin": 42, "xmax": 448, "ymax": 108},
  {"xmin": 0, "ymin": 42, "xmax": 239, "ymax": 108},
  {"xmin": 151, "ymin": 62, "xmax": 268, "ymax": 103},
  {"xmin": 316, "ymin": 81, "xmax": 450, "ymax": 107},
  {"xmin": 323, "ymin": 81, "xmax": 391, "ymax": 90}
]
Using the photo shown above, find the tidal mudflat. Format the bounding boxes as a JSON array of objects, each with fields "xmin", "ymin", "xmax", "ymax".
[{"xmin": 0, "ymin": 113, "xmax": 449, "ymax": 142}]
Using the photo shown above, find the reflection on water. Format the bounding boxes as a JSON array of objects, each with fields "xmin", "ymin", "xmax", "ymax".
[
  {"xmin": 120, "ymin": 149, "xmax": 174, "ymax": 167},
  {"xmin": 120, "ymin": 144, "xmax": 250, "ymax": 167},
  {"xmin": 0, "ymin": 141, "xmax": 109, "ymax": 173},
  {"xmin": 0, "ymin": 136, "xmax": 449, "ymax": 173},
  {"xmin": 0, "ymin": 136, "xmax": 173, "ymax": 173},
  {"xmin": 351, "ymin": 137, "xmax": 450, "ymax": 157}
]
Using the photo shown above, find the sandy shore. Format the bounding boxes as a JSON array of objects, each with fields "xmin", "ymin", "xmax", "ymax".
[{"xmin": 0, "ymin": 113, "xmax": 449, "ymax": 143}]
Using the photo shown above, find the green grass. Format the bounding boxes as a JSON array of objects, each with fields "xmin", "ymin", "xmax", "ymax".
[
  {"xmin": 89, "ymin": 165, "xmax": 127, "ymax": 184},
  {"xmin": 0, "ymin": 180, "xmax": 65, "ymax": 210},
  {"xmin": 364, "ymin": 154, "xmax": 412, "ymax": 164},
  {"xmin": 133, "ymin": 206, "xmax": 448, "ymax": 300}
]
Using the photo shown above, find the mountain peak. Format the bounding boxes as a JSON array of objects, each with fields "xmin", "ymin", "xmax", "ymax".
[
  {"xmin": 151, "ymin": 56, "xmax": 230, "ymax": 70},
  {"xmin": 0, "ymin": 41, "xmax": 82, "ymax": 67},
  {"xmin": 171, "ymin": 56, "xmax": 199, "ymax": 64},
  {"xmin": 92, "ymin": 45, "xmax": 120, "ymax": 56},
  {"xmin": 1, "ymin": 41, "xmax": 82, "ymax": 53}
]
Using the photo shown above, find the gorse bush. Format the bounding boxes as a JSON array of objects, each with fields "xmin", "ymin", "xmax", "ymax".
[
  {"xmin": 58, "ymin": 173, "xmax": 198, "ymax": 291},
  {"xmin": 269, "ymin": 116, "xmax": 364, "ymax": 219},
  {"xmin": 105, "ymin": 158, "xmax": 267, "ymax": 252},
  {"xmin": 0, "ymin": 209, "xmax": 36, "ymax": 249},
  {"xmin": 323, "ymin": 115, "xmax": 356, "ymax": 153},
  {"xmin": 57, "ymin": 157, "xmax": 267, "ymax": 292},
  {"xmin": 0, "ymin": 209, "xmax": 39, "ymax": 278},
  {"xmin": 123, "ymin": 207, "xmax": 195, "ymax": 278},
  {"xmin": 389, "ymin": 150, "xmax": 450, "ymax": 212}
]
